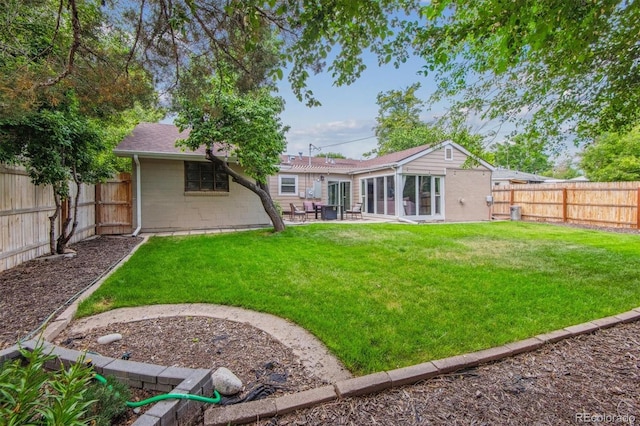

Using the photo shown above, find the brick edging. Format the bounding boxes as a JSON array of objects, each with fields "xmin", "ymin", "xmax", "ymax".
[
  {"xmin": 203, "ymin": 307, "xmax": 640, "ymax": 426},
  {"xmin": 1, "ymin": 339, "xmax": 213, "ymax": 426}
]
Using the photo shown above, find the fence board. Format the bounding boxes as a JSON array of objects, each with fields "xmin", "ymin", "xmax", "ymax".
[
  {"xmin": 0, "ymin": 166, "xmax": 98, "ymax": 272},
  {"xmin": 96, "ymin": 173, "xmax": 132, "ymax": 235},
  {"xmin": 492, "ymin": 181, "xmax": 640, "ymax": 229}
]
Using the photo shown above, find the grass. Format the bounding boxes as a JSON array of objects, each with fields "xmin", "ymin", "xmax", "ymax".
[{"xmin": 78, "ymin": 222, "xmax": 640, "ymax": 375}]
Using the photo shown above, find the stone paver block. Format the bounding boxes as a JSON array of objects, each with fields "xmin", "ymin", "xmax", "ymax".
[
  {"xmin": 386, "ymin": 362, "xmax": 438, "ymax": 387},
  {"xmin": 592, "ymin": 315, "xmax": 623, "ymax": 329},
  {"xmin": 204, "ymin": 399, "xmax": 277, "ymax": 426},
  {"xmin": 275, "ymin": 385, "xmax": 337, "ymax": 415},
  {"xmin": 158, "ymin": 366, "xmax": 193, "ymax": 385},
  {"xmin": 174, "ymin": 369, "xmax": 211, "ymax": 394},
  {"xmin": 143, "ymin": 381, "xmax": 174, "ymax": 393},
  {"xmin": 127, "ymin": 379, "xmax": 144, "ymax": 388},
  {"xmin": 42, "ymin": 319, "xmax": 69, "ymax": 342},
  {"xmin": 615, "ymin": 310, "xmax": 640, "ymax": 323},
  {"xmin": 334, "ymin": 372, "xmax": 391, "ymax": 398},
  {"xmin": 564, "ymin": 321, "xmax": 600, "ymax": 336},
  {"xmin": 535, "ymin": 329, "xmax": 572, "ymax": 344},
  {"xmin": 431, "ymin": 353, "xmax": 481, "ymax": 374},
  {"xmin": 85, "ymin": 353, "xmax": 116, "ymax": 374},
  {"xmin": 144, "ymin": 399, "xmax": 179, "ymax": 426},
  {"xmin": 504, "ymin": 337, "xmax": 544, "ymax": 356},
  {"xmin": 44, "ymin": 345, "xmax": 87, "ymax": 369},
  {"xmin": 102, "ymin": 359, "xmax": 165, "ymax": 383},
  {"xmin": 171, "ymin": 390, "xmax": 205, "ymax": 425},
  {"xmin": 472, "ymin": 345, "xmax": 515, "ymax": 364},
  {"xmin": 0, "ymin": 346, "xmax": 20, "ymax": 363},
  {"xmin": 131, "ymin": 413, "xmax": 160, "ymax": 426}
]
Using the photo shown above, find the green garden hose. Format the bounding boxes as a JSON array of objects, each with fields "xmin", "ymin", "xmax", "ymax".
[{"xmin": 93, "ymin": 373, "xmax": 221, "ymax": 407}]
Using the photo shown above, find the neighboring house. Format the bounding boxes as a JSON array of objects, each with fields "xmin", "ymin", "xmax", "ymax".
[
  {"xmin": 272, "ymin": 142, "xmax": 495, "ymax": 223},
  {"xmin": 116, "ymin": 122, "xmax": 495, "ymax": 232},
  {"xmin": 115, "ymin": 123, "xmax": 271, "ymax": 233},
  {"xmin": 491, "ymin": 169, "xmax": 554, "ymax": 186}
]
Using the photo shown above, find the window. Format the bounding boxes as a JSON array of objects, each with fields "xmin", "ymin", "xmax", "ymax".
[
  {"xmin": 184, "ymin": 161, "xmax": 229, "ymax": 192},
  {"xmin": 445, "ymin": 146, "xmax": 454, "ymax": 161},
  {"xmin": 279, "ymin": 175, "xmax": 298, "ymax": 195},
  {"xmin": 360, "ymin": 175, "xmax": 395, "ymax": 215},
  {"xmin": 401, "ymin": 175, "xmax": 443, "ymax": 217}
]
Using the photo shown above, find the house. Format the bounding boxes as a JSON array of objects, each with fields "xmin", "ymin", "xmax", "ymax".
[
  {"xmin": 272, "ymin": 143, "xmax": 494, "ymax": 223},
  {"xmin": 115, "ymin": 123, "xmax": 271, "ymax": 234},
  {"xmin": 116, "ymin": 122, "xmax": 495, "ymax": 233},
  {"xmin": 491, "ymin": 169, "xmax": 554, "ymax": 186}
]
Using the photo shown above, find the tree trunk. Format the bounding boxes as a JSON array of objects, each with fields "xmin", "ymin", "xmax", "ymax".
[
  {"xmin": 56, "ymin": 176, "xmax": 81, "ymax": 254},
  {"xmin": 206, "ymin": 149, "xmax": 285, "ymax": 232},
  {"xmin": 48, "ymin": 194, "xmax": 61, "ymax": 255}
]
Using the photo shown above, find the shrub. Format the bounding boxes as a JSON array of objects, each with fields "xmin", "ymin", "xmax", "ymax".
[{"xmin": 0, "ymin": 341, "xmax": 129, "ymax": 425}]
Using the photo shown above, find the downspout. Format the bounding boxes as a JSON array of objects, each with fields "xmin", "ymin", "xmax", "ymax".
[{"xmin": 132, "ymin": 155, "xmax": 142, "ymax": 236}]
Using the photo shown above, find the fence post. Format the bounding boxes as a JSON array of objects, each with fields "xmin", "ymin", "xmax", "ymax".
[
  {"xmin": 95, "ymin": 183, "xmax": 101, "ymax": 234},
  {"xmin": 637, "ymin": 187, "xmax": 640, "ymax": 229},
  {"xmin": 562, "ymin": 188, "xmax": 568, "ymax": 223}
]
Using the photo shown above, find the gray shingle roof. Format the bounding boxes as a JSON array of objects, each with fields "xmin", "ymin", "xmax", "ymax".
[
  {"xmin": 116, "ymin": 123, "xmax": 440, "ymax": 169},
  {"xmin": 115, "ymin": 122, "xmax": 227, "ymax": 157}
]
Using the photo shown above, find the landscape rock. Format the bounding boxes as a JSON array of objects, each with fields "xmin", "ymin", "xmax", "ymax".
[
  {"xmin": 97, "ymin": 333, "xmax": 122, "ymax": 345},
  {"xmin": 211, "ymin": 367, "xmax": 243, "ymax": 395}
]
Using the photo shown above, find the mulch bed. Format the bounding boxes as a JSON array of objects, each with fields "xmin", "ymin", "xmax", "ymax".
[{"xmin": 0, "ymin": 235, "xmax": 144, "ymax": 349}]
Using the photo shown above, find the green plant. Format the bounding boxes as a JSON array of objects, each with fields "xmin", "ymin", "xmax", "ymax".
[
  {"xmin": 83, "ymin": 375, "xmax": 131, "ymax": 426},
  {"xmin": 0, "ymin": 341, "xmax": 128, "ymax": 425},
  {"xmin": 0, "ymin": 343, "xmax": 53, "ymax": 425}
]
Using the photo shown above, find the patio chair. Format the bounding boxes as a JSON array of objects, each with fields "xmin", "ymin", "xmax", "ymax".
[
  {"xmin": 289, "ymin": 203, "xmax": 307, "ymax": 222},
  {"xmin": 302, "ymin": 201, "xmax": 315, "ymax": 219},
  {"xmin": 346, "ymin": 203, "xmax": 363, "ymax": 219}
]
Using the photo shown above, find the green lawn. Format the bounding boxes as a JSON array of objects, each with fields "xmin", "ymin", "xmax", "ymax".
[{"xmin": 78, "ymin": 222, "xmax": 640, "ymax": 375}]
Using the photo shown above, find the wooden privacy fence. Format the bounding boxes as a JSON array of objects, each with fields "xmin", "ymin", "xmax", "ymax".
[
  {"xmin": 492, "ymin": 181, "xmax": 640, "ymax": 229},
  {"xmin": 95, "ymin": 173, "xmax": 132, "ymax": 235},
  {"xmin": 0, "ymin": 167, "xmax": 132, "ymax": 272}
]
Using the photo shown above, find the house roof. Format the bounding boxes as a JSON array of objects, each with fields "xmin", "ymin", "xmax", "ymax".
[
  {"xmin": 115, "ymin": 123, "xmax": 493, "ymax": 172},
  {"xmin": 492, "ymin": 169, "xmax": 553, "ymax": 183},
  {"xmin": 114, "ymin": 122, "xmax": 228, "ymax": 159}
]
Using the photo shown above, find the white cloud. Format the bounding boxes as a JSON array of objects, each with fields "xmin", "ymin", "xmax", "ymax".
[{"xmin": 285, "ymin": 119, "xmax": 378, "ymax": 159}]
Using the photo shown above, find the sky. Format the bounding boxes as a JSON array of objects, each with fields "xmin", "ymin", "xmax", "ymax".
[{"xmin": 276, "ymin": 53, "xmax": 454, "ymax": 160}]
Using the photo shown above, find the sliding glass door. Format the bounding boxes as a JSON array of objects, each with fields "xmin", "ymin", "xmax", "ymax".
[{"xmin": 328, "ymin": 181, "xmax": 351, "ymax": 209}]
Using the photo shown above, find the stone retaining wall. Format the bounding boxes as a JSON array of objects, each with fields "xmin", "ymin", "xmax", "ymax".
[{"xmin": 0, "ymin": 340, "xmax": 214, "ymax": 426}]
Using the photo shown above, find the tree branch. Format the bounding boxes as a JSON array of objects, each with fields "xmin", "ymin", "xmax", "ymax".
[{"xmin": 37, "ymin": 0, "xmax": 82, "ymax": 88}]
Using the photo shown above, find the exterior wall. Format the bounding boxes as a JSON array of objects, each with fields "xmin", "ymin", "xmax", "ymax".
[
  {"xmin": 269, "ymin": 171, "xmax": 352, "ymax": 211},
  {"xmin": 444, "ymin": 169, "xmax": 492, "ymax": 222},
  {"xmin": 403, "ymin": 145, "xmax": 471, "ymax": 172},
  {"xmin": 135, "ymin": 158, "xmax": 270, "ymax": 232}
]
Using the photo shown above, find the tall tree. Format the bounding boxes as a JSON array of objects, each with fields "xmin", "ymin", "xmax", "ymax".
[
  {"xmin": 402, "ymin": 0, "xmax": 640, "ymax": 148},
  {"xmin": 174, "ymin": 75, "xmax": 288, "ymax": 232},
  {"xmin": 0, "ymin": 95, "xmax": 113, "ymax": 254},
  {"xmin": 580, "ymin": 126, "xmax": 640, "ymax": 181},
  {"xmin": 0, "ymin": 0, "xmax": 154, "ymax": 120},
  {"xmin": 10, "ymin": 1, "xmax": 638, "ymax": 152},
  {"xmin": 371, "ymin": 84, "xmax": 486, "ymax": 161},
  {"xmin": 492, "ymin": 135, "xmax": 552, "ymax": 174}
]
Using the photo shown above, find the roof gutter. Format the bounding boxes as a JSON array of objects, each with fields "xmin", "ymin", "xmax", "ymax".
[{"xmin": 132, "ymin": 154, "xmax": 142, "ymax": 237}]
